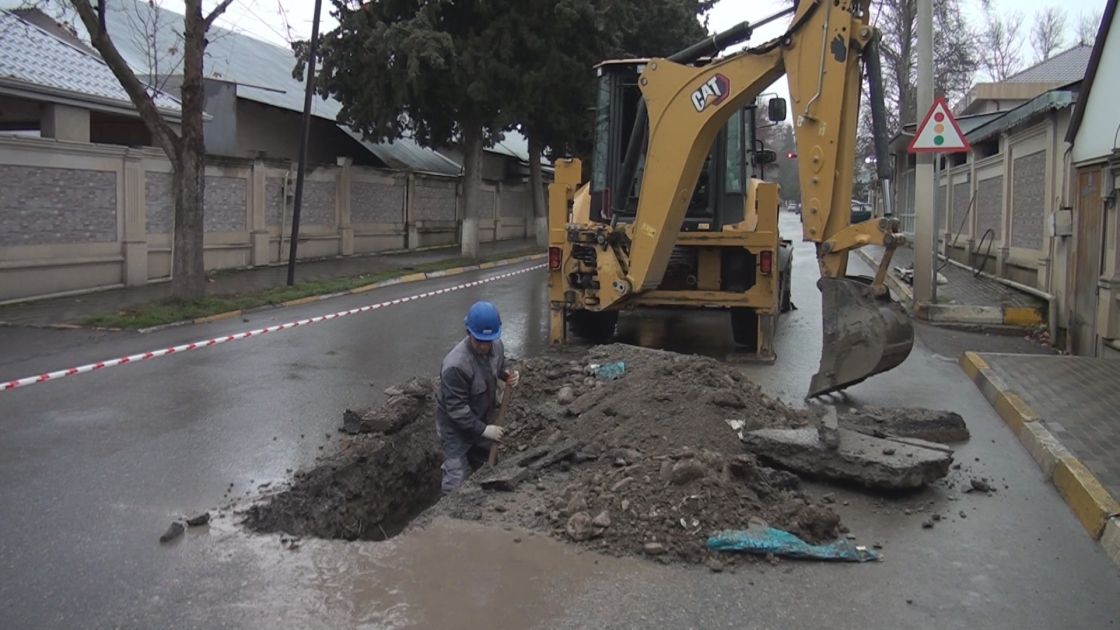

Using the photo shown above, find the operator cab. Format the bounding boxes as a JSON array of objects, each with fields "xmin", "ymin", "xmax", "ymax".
[{"xmin": 589, "ymin": 59, "xmax": 784, "ymax": 231}]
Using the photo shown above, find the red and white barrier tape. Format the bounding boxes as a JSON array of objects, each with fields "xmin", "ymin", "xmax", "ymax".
[{"xmin": 3, "ymin": 264, "xmax": 545, "ymax": 393}]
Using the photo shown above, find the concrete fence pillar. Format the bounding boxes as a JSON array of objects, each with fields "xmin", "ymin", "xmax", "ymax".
[
  {"xmin": 337, "ymin": 157, "xmax": 354, "ymax": 256},
  {"xmin": 494, "ymin": 181, "xmax": 502, "ymax": 241},
  {"xmin": 249, "ymin": 159, "xmax": 269, "ymax": 266},
  {"xmin": 121, "ymin": 150, "xmax": 148, "ymax": 287},
  {"xmin": 406, "ymin": 172, "xmax": 419, "ymax": 249},
  {"xmin": 998, "ymin": 138, "xmax": 1013, "ymax": 278}
]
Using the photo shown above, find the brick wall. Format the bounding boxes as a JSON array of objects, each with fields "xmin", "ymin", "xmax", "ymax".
[
  {"xmin": 0, "ymin": 164, "xmax": 117, "ymax": 246},
  {"xmin": 951, "ymin": 180, "xmax": 970, "ymax": 236},
  {"xmin": 413, "ymin": 179, "xmax": 457, "ymax": 221},
  {"xmin": 147, "ymin": 173, "xmax": 247, "ymax": 233},
  {"xmin": 502, "ymin": 186, "xmax": 531, "ymax": 217},
  {"xmin": 478, "ymin": 189, "xmax": 496, "ymax": 219},
  {"xmin": 1012, "ymin": 151, "xmax": 1045, "ymax": 250},
  {"xmin": 203, "ymin": 175, "xmax": 247, "ymax": 232},
  {"xmin": 976, "ymin": 175, "xmax": 1003, "ymax": 241},
  {"xmin": 300, "ymin": 180, "xmax": 336, "ymax": 227},
  {"xmin": 351, "ymin": 180, "xmax": 403, "ymax": 224}
]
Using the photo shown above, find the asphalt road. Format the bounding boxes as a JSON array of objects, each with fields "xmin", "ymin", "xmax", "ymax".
[{"xmin": 1, "ymin": 213, "xmax": 1117, "ymax": 629}]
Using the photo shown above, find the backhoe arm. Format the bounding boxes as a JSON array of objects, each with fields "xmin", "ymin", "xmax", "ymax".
[{"xmin": 594, "ymin": 0, "xmax": 899, "ymax": 309}]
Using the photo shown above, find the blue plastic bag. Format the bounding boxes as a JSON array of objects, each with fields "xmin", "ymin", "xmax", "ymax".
[
  {"xmin": 707, "ymin": 527, "xmax": 880, "ymax": 562},
  {"xmin": 593, "ymin": 361, "xmax": 626, "ymax": 380}
]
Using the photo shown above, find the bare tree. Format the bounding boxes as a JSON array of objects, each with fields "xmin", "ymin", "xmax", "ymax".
[
  {"xmin": 1031, "ymin": 7, "xmax": 1067, "ymax": 62},
  {"xmin": 66, "ymin": 0, "xmax": 234, "ymax": 300},
  {"xmin": 979, "ymin": 5, "xmax": 1023, "ymax": 81},
  {"xmin": 1077, "ymin": 10, "xmax": 1103, "ymax": 46},
  {"xmin": 874, "ymin": 0, "xmax": 980, "ymax": 131}
]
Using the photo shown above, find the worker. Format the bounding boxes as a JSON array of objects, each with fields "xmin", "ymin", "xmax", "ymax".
[{"xmin": 435, "ymin": 301, "xmax": 520, "ymax": 494}]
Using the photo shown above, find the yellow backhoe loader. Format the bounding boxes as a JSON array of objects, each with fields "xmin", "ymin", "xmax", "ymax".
[{"xmin": 546, "ymin": 0, "xmax": 913, "ymax": 398}]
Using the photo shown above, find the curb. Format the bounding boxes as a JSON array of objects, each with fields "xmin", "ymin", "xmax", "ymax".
[
  {"xmin": 855, "ymin": 250, "xmax": 1044, "ymax": 328},
  {"xmin": 138, "ymin": 252, "xmax": 545, "ymax": 334},
  {"xmin": 960, "ymin": 351, "xmax": 1120, "ymax": 559}
]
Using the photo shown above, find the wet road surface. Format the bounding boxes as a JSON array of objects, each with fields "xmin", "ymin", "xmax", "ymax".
[{"xmin": 1, "ymin": 213, "xmax": 1118, "ymax": 628}]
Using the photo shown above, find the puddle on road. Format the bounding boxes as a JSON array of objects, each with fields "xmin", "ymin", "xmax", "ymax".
[{"xmin": 203, "ymin": 515, "xmax": 635, "ymax": 629}]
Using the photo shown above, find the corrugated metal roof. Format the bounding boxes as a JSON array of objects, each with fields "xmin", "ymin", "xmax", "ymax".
[
  {"xmin": 0, "ymin": 10, "xmax": 181, "ymax": 117},
  {"xmin": 339, "ymin": 126, "xmax": 461, "ymax": 177},
  {"xmin": 967, "ymin": 90, "xmax": 1077, "ymax": 142},
  {"xmin": 1003, "ymin": 45, "xmax": 1093, "ymax": 84}
]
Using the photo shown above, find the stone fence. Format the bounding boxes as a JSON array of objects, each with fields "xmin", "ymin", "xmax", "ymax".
[{"xmin": 0, "ymin": 136, "xmax": 539, "ymax": 302}]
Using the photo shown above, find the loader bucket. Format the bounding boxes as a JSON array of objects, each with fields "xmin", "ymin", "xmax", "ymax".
[{"xmin": 809, "ymin": 276, "xmax": 913, "ymax": 398}]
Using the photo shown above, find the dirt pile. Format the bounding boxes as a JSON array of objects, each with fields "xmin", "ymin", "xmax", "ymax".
[
  {"xmin": 426, "ymin": 344, "xmax": 845, "ymax": 563},
  {"xmin": 243, "ymin": 344, "xmax": 960, "ymax": 564},
  {"xmin": 244, "ymin": 379, "xmax": 442, "ymax": 541}
]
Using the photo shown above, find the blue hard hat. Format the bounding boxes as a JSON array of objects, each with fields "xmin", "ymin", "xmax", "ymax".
[{"xmin": 465, "ymin": 301, "xmax": 502, "ymax": 341}]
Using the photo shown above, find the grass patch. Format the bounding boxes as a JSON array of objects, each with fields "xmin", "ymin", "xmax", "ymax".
[{"xmin": 82, "ymin": 248, "xmax": 542, "ymax": 330}]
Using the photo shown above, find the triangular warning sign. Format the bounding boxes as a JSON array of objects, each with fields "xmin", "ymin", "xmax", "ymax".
[{"xmin": 908, "ymin": 96, "xmax": 970, "ymax": 154}]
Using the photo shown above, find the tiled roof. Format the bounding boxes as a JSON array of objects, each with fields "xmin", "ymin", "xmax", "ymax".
[
  {"xmin": 1004, "ymin": 45, "xmax": 1093, "ymax": 84},
  {"xmin": 0, "ymin": 10, "xmax": 181, "ymax": 116}
]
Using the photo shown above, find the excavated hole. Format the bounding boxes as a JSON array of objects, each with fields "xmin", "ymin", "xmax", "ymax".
[{"xmin": 243, "ymin": 397, "xmax": 443, "ymax": 542}]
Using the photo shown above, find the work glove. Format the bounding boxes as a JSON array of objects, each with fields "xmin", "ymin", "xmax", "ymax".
[
  {"xmin": 481, "ymin": 425, "xmax": 505, "ymax": 442},
  {"xmin": 502, "ymin": 369, "xmax": 521, "ymax": 388}
]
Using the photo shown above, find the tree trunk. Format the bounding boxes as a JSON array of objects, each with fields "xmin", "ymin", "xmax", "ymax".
[
  {"xmin": 460, "ymin": 123, "xmax": 484, "ymax": 258},
  {"xmin": 527, "ymin": 132, "xmax": 548, "ymax": 246},
  {"xmin": 171, "ymin": 153, "xmax": 206, "ymax": 299},
  {"xmin": 171, "ymin": 0, "xmax": 209, "ymax": 299}
]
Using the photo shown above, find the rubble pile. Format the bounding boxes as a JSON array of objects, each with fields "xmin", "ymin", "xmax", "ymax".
[{"xmin": 244, "ymin": 344, "xmax": 959, "ymax": 564}]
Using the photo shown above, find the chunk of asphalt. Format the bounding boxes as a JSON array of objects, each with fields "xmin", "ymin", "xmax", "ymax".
[
  {"xmin": 186, "ymin": 512, "xmax": 211, "ymax": 527},
  {"xmin": 159, "ymin": 521, "xmax": 185, "ymax": 544},
  {"xmin": 740, "ymin": 428, "xmax": 953, "ymax": 489}
]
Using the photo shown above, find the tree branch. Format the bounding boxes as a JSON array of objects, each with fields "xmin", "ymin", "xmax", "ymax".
[
  {"xmin": 203, "ymin": 0, "xmax": 236, "ymax": 30},
  {"xmin": 70, "ymin": 0, "xmax": 181, "ymax": 160}
]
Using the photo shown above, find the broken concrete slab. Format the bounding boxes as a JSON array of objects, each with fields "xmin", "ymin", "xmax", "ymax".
[
  {"xmin": 877, "ymin": 435, "xmax": 956, "ymax": 454},
  {"xmin": 741, "ymin": 428, "xmax": 953, "ymax": 489},
  {"xmin": 819, "ymin": 407, "xmax": 840, "ymax": 450},
  {"xmin": 840, "ymin": 407, "xmax": 969, "ymax": 443},
  {"xmin": 479, "ymin": 467, "xmax": 530, "ymax": 491},
  {"xmin": 527, "ymin": 439, "xmax": 582, "ymax": 471}
]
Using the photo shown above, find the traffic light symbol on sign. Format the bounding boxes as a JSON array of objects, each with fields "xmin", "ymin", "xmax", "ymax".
[{"xmin": 908, "ymin": 96, "xmax": 969, "ymax": 153}]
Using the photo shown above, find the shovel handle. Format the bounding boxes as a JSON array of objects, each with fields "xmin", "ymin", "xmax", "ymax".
[{"xmin": 487, "ymin": 382, "xmax": 515, "ymax": 466}]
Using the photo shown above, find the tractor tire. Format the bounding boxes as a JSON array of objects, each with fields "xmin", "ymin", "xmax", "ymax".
[
  {"xmin": 730, "ymin": 308, "xmax": 759, "ymax": 350},
  {"xmin": 780, "ymin": 270, "xmax": 794, "ymax": 313},
  {"xmin": 568, "ymin": 310, "xmax": 619, "ymax": 343}
]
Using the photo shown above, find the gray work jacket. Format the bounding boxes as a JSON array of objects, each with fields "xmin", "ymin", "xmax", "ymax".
[{"xmin": 435, "ymin": 337, "xmax": 506, "ymax": 441}]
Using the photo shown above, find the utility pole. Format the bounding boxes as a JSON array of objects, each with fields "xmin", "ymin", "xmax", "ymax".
[
  {"xmin": 912, "ymin": 0, "xmax": 935, "ymax": 306},
  {"xmin": 286, "ymin": 0, "xmax": 324, "ymax": 286}
]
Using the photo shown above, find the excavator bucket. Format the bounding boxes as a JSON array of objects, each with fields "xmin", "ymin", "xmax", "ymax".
[{"xmin": 809, "ymin": 277, "xmax": 914, "ymax": 398}]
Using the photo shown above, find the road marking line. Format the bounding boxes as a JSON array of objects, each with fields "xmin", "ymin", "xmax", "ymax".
[{"xmin": 3, "ymin": 263, "xmax": 545, "ymax": 394}]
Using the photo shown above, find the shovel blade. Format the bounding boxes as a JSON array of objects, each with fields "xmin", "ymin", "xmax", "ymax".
[{"xmin": 809, "ymin": 276, "xmax": 913, "ymax": 398}]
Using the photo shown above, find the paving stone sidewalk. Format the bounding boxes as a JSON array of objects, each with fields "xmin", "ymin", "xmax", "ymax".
[
  {"xmin": 0, "ymin": 239, "xmax": 541, "ymax": 327},
  {"xmin": 861, "ymin": 244, "xmax": 1045, "ymax": 309},
  {"xmin": 978, "ymin": 352, "xmax": 1120, "ymax": 503}
]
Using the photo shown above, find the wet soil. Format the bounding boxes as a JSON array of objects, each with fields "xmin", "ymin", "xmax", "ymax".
[{"xmin": 243, "ymin": 344, "xmax": 961, "ymax": 564}]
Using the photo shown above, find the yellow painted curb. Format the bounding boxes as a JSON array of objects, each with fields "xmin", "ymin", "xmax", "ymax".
[
  {"xmin": 194, "ymin": 309, "xmax": 242, "ymax": 324},
  {"xmin": 1017, "ymin": 421, "xmax": 1071, "ymax": 478},
  {"xmin": 1004, "ymin": 306, "xmax": 1044, "ymax": 328},
  {"xmin": 959, "ymin": 351, "xmax": 987, "ymax": 379},
  {"xmin": 280, "ymin": 295, "xmax": 322, "ymax": 307},
  {"xmin": 1052, "ymin": 456, "xmax": 1120, "ymax": 539},
  {"xmin": 397, "ymin": 272, "xmax": 429, "ymax": 284},
  {"xmin": 961, "ymin": 351, "xmax": 1120, "ymax": 557},
  {"xmin": 1102, "ymin": 518, "xmax": 1120, "ymax": 567}
]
